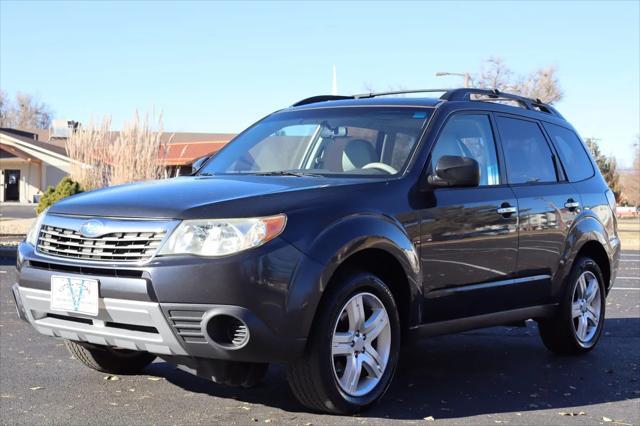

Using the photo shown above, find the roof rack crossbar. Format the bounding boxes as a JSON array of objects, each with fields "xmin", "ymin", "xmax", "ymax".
[{"xmin": 440, "ymin": 88, "xmax": 562, "ymax": 117}]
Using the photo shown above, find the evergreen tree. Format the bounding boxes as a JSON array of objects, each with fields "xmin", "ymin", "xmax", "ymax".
[{"xmin": 585, "ymin": 138, "xmax": 622, "ymax": 202}]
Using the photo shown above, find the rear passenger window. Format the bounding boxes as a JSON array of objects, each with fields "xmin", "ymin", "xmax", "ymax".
[
  {"xmin": 543, "ymin": 123, "xmax": 594, "ymax": 182},
  {"xmin": 497, "ymin": 117, "xmax": 557, "ymax": 184}
]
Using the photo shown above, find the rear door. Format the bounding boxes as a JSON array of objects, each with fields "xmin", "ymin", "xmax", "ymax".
[{"xmin": 495, "ymin": 115, "xmax": 581, "ymax": 304}]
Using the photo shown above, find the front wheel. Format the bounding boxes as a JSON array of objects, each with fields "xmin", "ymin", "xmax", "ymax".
[
  {"xmin": 287, "ymin": 271, "xmax": 401, "ymax": 414},
  {"xmin": 538, "ymin": 256, "xmax": 606, "ymax": 355},
  {"xmin": 65, "ymin": 340, "xmax": 156, "ymax": 374}
]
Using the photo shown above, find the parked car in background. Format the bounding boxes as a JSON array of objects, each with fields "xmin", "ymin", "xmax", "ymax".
[
  {"xmin": 12, "ymin": 88, "xmax": 620, "ymax": 413},
  {"xmin": 616, "ymin": 206, "xmax": 639, "ymax": 218}
]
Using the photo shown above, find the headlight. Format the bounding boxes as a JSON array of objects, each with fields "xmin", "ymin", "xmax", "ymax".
[
  {"xmin": 159, "ymin": 214, "xmax": 287, "ymax": 257},
  {"xmin": 26, "ymin": 208, "xmax": 48, "ymax": 246}
]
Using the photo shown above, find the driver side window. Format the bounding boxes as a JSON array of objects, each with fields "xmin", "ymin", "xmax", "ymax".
[{"xmin": 431, "ymin": 114, "xmax": 500, "ymax": 186}]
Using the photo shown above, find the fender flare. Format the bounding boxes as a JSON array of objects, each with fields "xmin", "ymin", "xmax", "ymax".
[
  {"xmin": 554, "ymin": 214, "xmax": 613, "ymax": 298},
  {"xmin": 285, "ymin": 213, "xmax": 422, "ymax": 337}
]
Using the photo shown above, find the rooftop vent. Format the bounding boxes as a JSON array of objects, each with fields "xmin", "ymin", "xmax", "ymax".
[{"xmin": 50, "ymin": 119, "xmax": 79, "ymax": 139}]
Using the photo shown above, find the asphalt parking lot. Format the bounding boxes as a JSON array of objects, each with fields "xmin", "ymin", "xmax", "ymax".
[{"xmin": 0, "ymin": 251, "xmax": 638, "ymax": 425}]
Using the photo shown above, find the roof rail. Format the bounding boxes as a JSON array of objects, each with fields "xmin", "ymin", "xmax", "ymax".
[
  {"xmin": 353, "ymin": 89, "xmax": 450, "ymax": 99},
  {"xmin": 291, "ymin": 88, "xmax": 563, "ymax": 118},
  {"xmin": 292, "ymin": 95, "xmax": 354, "ymax": 107}
]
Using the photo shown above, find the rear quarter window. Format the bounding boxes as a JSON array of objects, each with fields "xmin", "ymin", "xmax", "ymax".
[{"xmin": 543, "ymin": 123, "xmax": 595, "ymax": 182}]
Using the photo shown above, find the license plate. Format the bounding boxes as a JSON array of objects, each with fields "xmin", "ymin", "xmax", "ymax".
[{"xmin": 50, "ymin": 276, "xmax": 99, "ymax": 316}]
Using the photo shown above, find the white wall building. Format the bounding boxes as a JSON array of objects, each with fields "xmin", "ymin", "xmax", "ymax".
[{"xmin": 0, "ymin": 129, "xmax": 72, "ymax": 204}]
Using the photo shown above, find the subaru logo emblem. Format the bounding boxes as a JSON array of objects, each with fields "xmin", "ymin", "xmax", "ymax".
[{"xmin": 79, "ymin": 220, "xmax": 105, "ymax": 238}]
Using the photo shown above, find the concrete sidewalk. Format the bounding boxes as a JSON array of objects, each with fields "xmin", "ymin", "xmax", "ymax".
[{"xmin": 1, "ymin": 203, "xmax": 36, "ymax": 242}]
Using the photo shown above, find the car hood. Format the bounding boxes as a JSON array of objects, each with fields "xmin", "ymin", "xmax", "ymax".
[{"xmin": 48, "ymin": 175, "xmax": 369, "ymax": 219}]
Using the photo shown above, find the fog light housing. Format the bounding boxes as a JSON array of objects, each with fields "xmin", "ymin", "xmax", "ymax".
[{"xmin": 206, "ymin": 315, "xmax": 250, "ymax": 348}]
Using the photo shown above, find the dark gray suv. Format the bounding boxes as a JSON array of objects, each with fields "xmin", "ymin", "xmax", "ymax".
[{"xmin": 12, "ymin": 88, "xmax": 620, "ymax": 413}]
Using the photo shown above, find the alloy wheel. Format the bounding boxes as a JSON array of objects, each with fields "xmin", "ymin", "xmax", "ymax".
[
  {"xmin": 331, "ymin": 292, "xmax": 392, "ymax": 397},
  {"xmin": 572, "ymin": 271, "xmax": 601, "ymax": 344}
]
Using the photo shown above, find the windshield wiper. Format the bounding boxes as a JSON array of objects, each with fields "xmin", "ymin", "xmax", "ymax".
[{"xmin": 253, "ymin": 171, "xmax": 324, "ymax": 177}]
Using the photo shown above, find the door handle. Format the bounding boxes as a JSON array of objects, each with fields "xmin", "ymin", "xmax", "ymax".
[
  {"xmin": 565, "ymin": 199, "xmax": 580, "ymax": 210},
  {"xmin": 497, "ymin": 202, "xmax": 518, "ymax": 215}
]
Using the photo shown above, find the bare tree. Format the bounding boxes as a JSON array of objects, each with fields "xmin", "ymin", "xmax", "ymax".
[
  {"xmin": 477, "ymin": 57, "xmax": 514, "ymax": 91},
  {"xmin": 66, "ymin": 112, "xmax": 170, "ymax": 190},
  {"xmin": 0, "ymin": 90, "xmax": 9, "ymax": 127},
  {"xmin": 472, "ymin": 57, "xmax": 563, "ymax": 103},
  {"xmin": 0, "ymin": 92, "xmax": 53, "ymax": 128}
]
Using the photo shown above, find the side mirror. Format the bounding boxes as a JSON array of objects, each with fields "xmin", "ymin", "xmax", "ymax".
[
  {"xmin": 192, "ymin": 155, "xmax": 210, "ymax": 174},
  {"xmin": 428, "ymin": 155, "xmax": 480, "ymax": 188}
]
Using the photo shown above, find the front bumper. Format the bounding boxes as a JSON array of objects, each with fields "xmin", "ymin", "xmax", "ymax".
[
  {"xmin": 13, "ymin": 240, "xmax": 320, "ymax": 363},
  {"xmin": 13, "ymin": 284, "xmax": 187, "ymax": 356}
]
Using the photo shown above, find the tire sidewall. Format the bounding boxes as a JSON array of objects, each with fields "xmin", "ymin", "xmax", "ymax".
[
  {"xmin": 313, "ymin": 271, "xmax": 401, "ymax": 413},
  {"xmin": 565, "ymin": 257, "xmax": 606, "ymax": 350}
]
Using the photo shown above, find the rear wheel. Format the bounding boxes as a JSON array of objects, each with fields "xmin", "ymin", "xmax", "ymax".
[
  {"xmin": 538, "ymin": 256, "xmax": 606, "ymax": 355},
  {"xmin": 287, "ymin": 271, "xmax": 401, "ymax": 414},
  {"xmin": 65, "ymin": 340, "xmax": 156, "ymax": 374}
]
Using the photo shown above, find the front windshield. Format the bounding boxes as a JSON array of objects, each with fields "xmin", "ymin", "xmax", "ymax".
[{"xmin": 198, "ymin": 107, "xmax": 432, "ymax": 177}]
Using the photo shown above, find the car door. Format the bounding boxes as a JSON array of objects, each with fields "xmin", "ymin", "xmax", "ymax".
[
  {"xmin": 420, "ymin": 113, "xmax": 520, "ymax": 322},
  {"xmin": 495, "ymin": 115, "xmax": 581, "ymax": 305}
]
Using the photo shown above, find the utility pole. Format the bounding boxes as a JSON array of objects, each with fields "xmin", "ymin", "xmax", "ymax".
[{"xmin": 435, "ymin": 71, "xmax": 472, "ymax": 88}]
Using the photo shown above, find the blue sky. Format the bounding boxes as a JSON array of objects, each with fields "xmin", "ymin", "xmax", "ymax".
[{"xmin": 1, "ymin": 1, "xmax": 639, "ymax": 166}]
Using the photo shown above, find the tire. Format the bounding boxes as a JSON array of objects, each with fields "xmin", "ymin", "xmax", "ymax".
[
  {"xmin": 209, "ymin": 361, "xmax": 269, "ymax": 388},
  {"xmin": 65, "ymin": 340, "xmax": 156, "ymax": 374},
  {"xmin": 538, "ymin": 256, "xmax": 606, "ymax": 355},
  {"xmin": 287, "ymin": 271, "xmax": 401, "ymax": 414}
]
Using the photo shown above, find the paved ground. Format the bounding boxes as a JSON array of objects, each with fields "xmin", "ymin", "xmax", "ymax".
[
  {"xmin": 0, "ymin": 252, "xmax": 638, "ymax": 425},
  {"xmin": 0, "ymin": 204, "xmax": 37, "ymax": 220}
]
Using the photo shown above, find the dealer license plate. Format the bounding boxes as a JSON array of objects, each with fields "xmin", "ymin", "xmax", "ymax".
[{"xmin": 50, "ymin": 275, "xmax": 99, "ymax": 316}]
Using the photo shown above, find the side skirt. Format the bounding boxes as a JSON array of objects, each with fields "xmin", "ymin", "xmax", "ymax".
[{"xmin": 409, "ymin": 304, "xmax": 558, "ymax": 339}]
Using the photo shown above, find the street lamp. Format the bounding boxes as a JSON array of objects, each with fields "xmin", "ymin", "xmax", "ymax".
[{"xmin": 435, "ymin": 71, "xmax": 472, "ymax": 88}]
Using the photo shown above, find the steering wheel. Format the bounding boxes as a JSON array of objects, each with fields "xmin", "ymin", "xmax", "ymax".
[{"xmin": 362, "ymin": 162, "xmax": 398, "ymax": 175}]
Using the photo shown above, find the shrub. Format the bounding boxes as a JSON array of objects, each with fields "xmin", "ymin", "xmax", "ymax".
[{"xmin": 36, "ymin": 177, "xmax": 83, "ymax": 214}]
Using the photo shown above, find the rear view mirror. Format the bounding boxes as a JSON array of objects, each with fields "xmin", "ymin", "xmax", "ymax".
[
  {"xmin": 192, "ymin": 155, "xmax": 210, "ymax": 174},
  {"xmin": 428, "ymin": 155, "xmax": 480, "ymax": 188},
  {"xmin": 319, "ymin": 125, "xmax": 348, "ymax": 138}
]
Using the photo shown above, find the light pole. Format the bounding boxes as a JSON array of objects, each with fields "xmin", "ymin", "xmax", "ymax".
[{"xmin": 435, "ymin": 71, "xmax": 472, "ymax": 88}]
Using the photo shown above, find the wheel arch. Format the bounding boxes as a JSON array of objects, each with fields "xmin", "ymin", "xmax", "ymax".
[
  {"xmin": 289, "ymin": 213, "xmax": 423, "ymax": 341},
  {"xmin": 556, "ymin": 215, "xmax": 614, "ymax": 298},
  {"xmin": 322, "ymin": 247, "xmax": 415, "ymax": 335},
  {"xmin": 576, "ymin": 240, "xmax": 611, "ymax": 294}
]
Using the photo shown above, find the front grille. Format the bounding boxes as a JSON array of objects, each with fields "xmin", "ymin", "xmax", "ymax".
[
  {"xmin": 29, "ymin": 260, "xmax": 144, "ymax": 278},
  {"xmin": 37, "ymin": 225, "xmax": 165, "ymax": 262},
  {"xmin": 167, "ymin": 309, "xmax": 206, "ymax": 344}
]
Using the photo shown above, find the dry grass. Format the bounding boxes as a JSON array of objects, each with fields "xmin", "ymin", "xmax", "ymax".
[
  {"xmin": 0, "ymin": 218, "xmax": 33, "ymax": 236},
  {"xmin": 619, "ymin": 218, "xmax": 640, "ymax": 251},
  {"xmin": 66, "ymin": 113, "xmax": 170, "ymax": 190}
]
